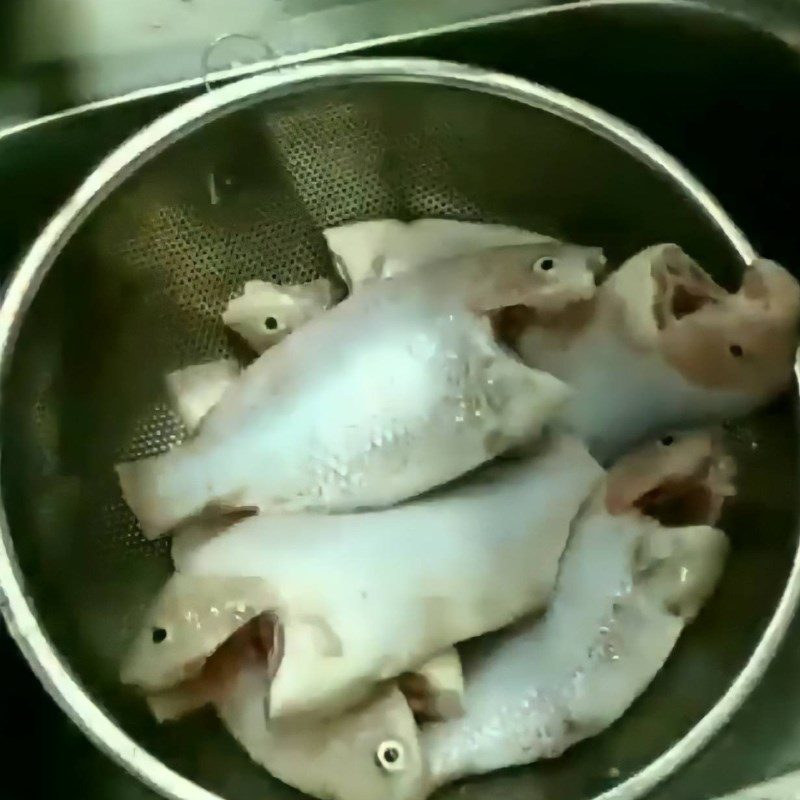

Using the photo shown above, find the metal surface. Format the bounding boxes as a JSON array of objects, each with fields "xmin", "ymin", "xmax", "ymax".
[
  {"xmin": 715, "ymin": 772, "xmax": 800, "ymax": 800},
  {"xmin": 0, "ymin": 5, "xmax": 799, "ymax": 800},
  {"xmin": 3, "ymin": 0, "xmax": 800, "ymax": 115}
]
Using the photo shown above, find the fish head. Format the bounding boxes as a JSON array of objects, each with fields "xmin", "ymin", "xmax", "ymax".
[
  {"xmin": 478, "ymin": 241, "xmax": 605, "ymax": 313},
  {"xmin": 220, "ymin": 675, "xmax": 429, "ymax": 800},
  {"xmin": 635, "ymin": 523, "xmax": 729, "ymax": 623},
  {"xmin": 120, "ymin": 573, "xmax": 276, "ymax": 693},
  {"xmin": 307, "ymin": 687, "xmax": 428, "ymax": 800},
  {"xmin": 604, "ymin": 428, "xmax": 736, "ymax": 526},
  {"xmin": 639, "ymin": 249, "xmax": 800, "ymax": 397}
]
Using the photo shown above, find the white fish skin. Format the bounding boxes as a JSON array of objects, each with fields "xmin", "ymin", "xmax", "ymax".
[
  {"xmin": 165, "ymin": 359, "xmax": 240, "ymax": 433},
  {"xmin": 218, "ymin": 671, "xmax": 428, "ymax": 800},
  {"xmin": 420, "ymin": 430, "xmax": 732, "ymax": 789},
  {"xmin": 222, "ymin": 278, "xmax": 333, "ymax": 354},
  {"xmin": 116, "ymin": 242, "xmax": 602, "ymax": 538},
  {"xmin": 174, "ymin": 434, "xmax": 603, "ymax": 718},
  {"xmin": 323, "ymin": 218, "xmax": 555, "ymax": 288},
  {"xmin": 516, "ymin": 244, "xmax": 800, "ymax": 461}
]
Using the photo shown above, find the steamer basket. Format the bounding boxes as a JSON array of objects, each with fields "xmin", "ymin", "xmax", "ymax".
[{"xmin": 0, "ymin": 58, "xmax": 797, "ymax": 800}]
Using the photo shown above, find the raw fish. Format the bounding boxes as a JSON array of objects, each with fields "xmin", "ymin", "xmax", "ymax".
[
  {"xmin": 222, "ymin": 278, "xmax": 333, "ymax": 353},
  {"xmin": 323, "ymin": 218, "xmax": 554, "ymax": 289},
  {"xmin": 165, "ymin": 359, "xmax": 240, "ymax": 433},
  {"xmin": 421, "ymin": 429, "xmax": 733, "ymax": 788},
  {"xmin": 117, "ymin": 242, "xmax": 604, "ymax": 538},
  {"xmin": 515, "ymin": 244, "xmax": 800, "ymax": 460},
  {"xmin": 166, "ymin": 434, "xmax": 602, "ymax": 718}
]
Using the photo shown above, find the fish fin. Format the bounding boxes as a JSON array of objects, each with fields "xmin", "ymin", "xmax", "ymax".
[
  {"xmin": 116, "ymin": 447, "xmax": 243, "ymax": 539},
  {"xmin": 115, "ymin": 455, "xmax": 174, "ymax": 539},
  {"xmin": 165, "ymin": 359, "xmax": 240, "ymax": 433},
  {"xmin": 146, "ymin": 686, "xmax": 212, "ymax": 722},
  {"xmin": 398, "ymin": 647, "xmax": 465, "ymax": 721}
]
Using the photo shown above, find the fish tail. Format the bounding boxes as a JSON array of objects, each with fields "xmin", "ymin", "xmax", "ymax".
[{"xmin": 116, "ymin": 446, "xmax": 218, "ymax": 539}]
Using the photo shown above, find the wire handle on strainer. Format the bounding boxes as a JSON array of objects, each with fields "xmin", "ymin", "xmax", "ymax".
[
  {"xmin": 200, "ymin": 33, "xmax": 275, "ymax": 205},
  {"xmin": 201, "ymin": 33, "xmax": 275, "ymax": 93}
]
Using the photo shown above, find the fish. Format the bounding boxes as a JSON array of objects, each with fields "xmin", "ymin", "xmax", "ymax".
[
  {"xmin": 165, "ymin": 358, "xmax": 240, "ymax": 434},
  {"xmin": 222, "ymin": 278, "xmax": 334, "ymax": 354},
  {"xmin": 323, "ymin": 218, "xmax": 555, "ymax": 289},
  {"xmin": 515, "ymin": 244, "xmax": 800, "ymax": 461},
  {"xmin": 134, "ymin": 589, "xmax": 463, "ymax": 728},
  {"xmin": 116, "ymin": 242, "xmax": 604, "ymax": 538},
  {"xmin": 166, "ymin": 434, "xmax": 602, "ymax": 718},
  {"xmin": 419, "ymin": 429, "xmax": 733, "ymax": 790}
]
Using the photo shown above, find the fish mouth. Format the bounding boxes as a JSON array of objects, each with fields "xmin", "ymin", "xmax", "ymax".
[
  {"xmin": 651, "ymin": 245, "xmax": 727, "ymax": 330},
  {"xmin": 634, "ymin": 449, "xmax": 736, "ymax": 528}
]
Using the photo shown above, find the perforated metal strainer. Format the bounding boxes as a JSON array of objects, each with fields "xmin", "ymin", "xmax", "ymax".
[{"xmin": 1, "ymin": 58, "xmax": 798, "ymax": 800}]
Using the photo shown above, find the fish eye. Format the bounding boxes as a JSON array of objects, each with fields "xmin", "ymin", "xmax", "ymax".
[
  {"xmin": 375, "ymin": 740, "xmax": 406, "ymax": 772},
  {"xmin": 152, "ymin": 627, "xmax": 168, "ymax": 644},
  {"xmin": 659, "ymin": 435, "xmax": 675, "ymax": 447},
  {"xmin": 729, "ymin": 344, "xmax": 744, "ymax": 358},
  {"xmin": 264, "ymin": 316, "xmax": 279, "ymax": 331},
  {"xmin": 533, "ymin": 257, "xmax": 556, "ymax": 272}
]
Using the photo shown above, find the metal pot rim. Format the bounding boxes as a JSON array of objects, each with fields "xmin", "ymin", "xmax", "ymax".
[{"xmin": 0, "ymin": 56, "xmax": 793, "ymax": 800}]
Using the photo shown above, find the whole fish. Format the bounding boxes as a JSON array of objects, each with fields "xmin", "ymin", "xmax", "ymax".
[
  {"xmin": 117, "ymin": 242, "xmax": 603, "ymax": 538},
  {"xmin": 420, "ymin": 429, "xmax": 733, "ymax": 789},
  {"xmin": 323, "ymin": 218, "xmax": 554, "ymax": 289},
  {"xmin": 514, "ymin": 244, "xmax": 800, "ymax": 460},
  {"xmin": 124, "ymin": 434, "xmax": 601, "ymax": 719}
]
